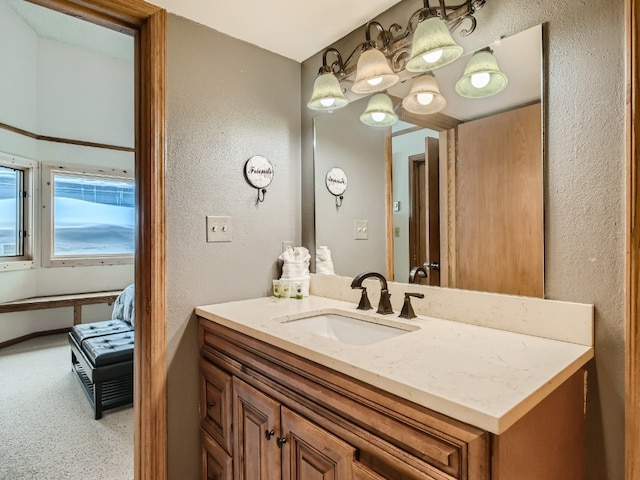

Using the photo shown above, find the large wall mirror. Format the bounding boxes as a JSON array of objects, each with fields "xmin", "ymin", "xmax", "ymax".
[{"xmin": 313, "ymin": 24, "xmax": 543, "ymax": 297}]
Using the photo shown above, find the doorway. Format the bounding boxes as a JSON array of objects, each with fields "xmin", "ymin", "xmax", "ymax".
[
  {"xmin": 408, "ymin": 138, "xmax": 441, "ymax": 286},
  {"xmin": 25, "ymin": 1, "xmax": 168, "ymax": 479}
]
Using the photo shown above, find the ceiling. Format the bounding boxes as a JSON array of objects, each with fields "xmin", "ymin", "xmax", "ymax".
[
  {"xmin": 3, "ymin": 0, "xmax": 134, "ymax": 62},
  {"xmin": 149, "ymin": 0, "xmax": 405, "ymax": 62}
]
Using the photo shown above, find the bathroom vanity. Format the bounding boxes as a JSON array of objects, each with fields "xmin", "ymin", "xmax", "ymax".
[{"xmin": 196, "ymin": 286, "xmax": 593, "ymax": 480}]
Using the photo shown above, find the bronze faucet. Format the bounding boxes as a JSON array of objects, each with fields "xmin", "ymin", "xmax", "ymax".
[
  {"xmin": 350, "ymin": 272, "xmax": 394, "ymax": 314},
  {"xmin": 409, "ymin": 266, "xmax": 428, "ymax": 283}
]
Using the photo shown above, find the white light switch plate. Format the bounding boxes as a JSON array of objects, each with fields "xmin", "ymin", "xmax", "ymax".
[
  {"xmin": 354, "ymin": 220, "xmax": 368, "ymax": 240},
  {"xmin": 206, "ymin": 216, "xmax": 232, "ymax": 242}
]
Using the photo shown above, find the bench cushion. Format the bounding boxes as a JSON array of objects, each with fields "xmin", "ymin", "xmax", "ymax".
[
  {"xmin": 81, "ymin": 331, "xmax": 134, "ymax": 367},
  {"xmin": 70, "ymin": 319, "xmax": 133, "ymax": 344}
]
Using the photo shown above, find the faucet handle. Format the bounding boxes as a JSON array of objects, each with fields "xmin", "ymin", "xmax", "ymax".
[
  {"xmin": 354, "ymin": 287, "xmax": 373, "ymax": 311},
  {"xmin": 399, "ymin": 292, "xmax": 425, "ymax": 319}
]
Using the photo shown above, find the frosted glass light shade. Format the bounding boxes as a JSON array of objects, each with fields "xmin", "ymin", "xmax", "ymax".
[
  {"xmin": 360, "ymin": 93, "xmax": 398, "ymax": 127},
  {"xmin": 406, "ymin": 17, "xmax": 463, "ymax": 72},
  {"xmin": 307, "ymin": 72, "xmax": 349, "ymax": 111},
  {"xmin": 402, "ymin": 74, "xmax": 447, "ymax": 114},
  {"xmin": 352, "ymin": 48, "xmax": 399, "ymax": 94},
  {"xmin": 455, "ymin": 50, "xmax": 508, "ymax": 98}
]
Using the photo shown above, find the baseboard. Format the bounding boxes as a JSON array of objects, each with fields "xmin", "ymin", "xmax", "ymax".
[{"xmin": 0, "ymin": 327, "xmax": 71, "ymax": 349}]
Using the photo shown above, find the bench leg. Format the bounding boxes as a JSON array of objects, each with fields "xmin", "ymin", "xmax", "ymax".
[{"xmin": 94, "ymin": 381, "xmax": 103, "ymax": 420}]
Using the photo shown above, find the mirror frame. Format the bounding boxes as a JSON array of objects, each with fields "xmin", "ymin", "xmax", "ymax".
[{"xmin": 25, "ymin": 1, "xmax": 168, "ymax": 479}]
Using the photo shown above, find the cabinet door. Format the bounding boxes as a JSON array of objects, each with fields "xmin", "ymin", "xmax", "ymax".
[
  {"xmin": 281, "ymin": 406, "xmax": 356, "ymax": 480},
  {"xmin": 201, "ymin": 429, "xmax": 232, "ymax": 480},
  {"xmin": 233, "ymin": 377, "xmax": 281, "ymax": 480},
  {"xmin": 200, "ymin": 358, "xmax": 233, "ymax": 454}
]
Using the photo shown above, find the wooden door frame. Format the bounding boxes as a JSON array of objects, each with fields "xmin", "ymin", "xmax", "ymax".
[
  {"xmin": 627, "ymin": 0, "xmax": 640, "ymax": 477},
  {"xmin": 25, "ymin": 1, "xmax": 167, "ymax": 479}
]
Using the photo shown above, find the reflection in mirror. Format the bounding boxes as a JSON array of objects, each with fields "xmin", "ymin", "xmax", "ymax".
[{"xmin": 313, "ymin": 25, "xmax": 543, "ymax": 297}]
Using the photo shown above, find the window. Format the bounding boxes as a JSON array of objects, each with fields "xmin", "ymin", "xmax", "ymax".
[
  {"xmin": 0, "ymin": 165, "xmax": 24, "ymax": 257},
  {"xmin": 42, "ymin": 164, "xmax": 134, "ymax": 267},
  {"xmin": 0, "ymin": 154, "xmax": 35, "ymax": 270}
]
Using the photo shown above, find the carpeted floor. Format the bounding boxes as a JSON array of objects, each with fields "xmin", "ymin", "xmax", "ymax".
[{"xmin": 0, "ymin": 334, "xmax": 133, "ymax": 480}]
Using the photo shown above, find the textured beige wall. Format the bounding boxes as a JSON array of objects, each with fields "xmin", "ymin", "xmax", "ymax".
[
  {"xmin": 301, "ymin": 0, "xmax": 625, "ymax": 478},
  {"xmin": 166, "ymin": 15, "xmax": 301, "ymax": 479}
]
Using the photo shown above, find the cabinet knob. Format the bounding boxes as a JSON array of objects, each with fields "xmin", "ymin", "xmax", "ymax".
[
  {"xmin": 276, "ymin": 437, "xmax": 287, "ymax": 447},
  {"xmin": 206, "ymin": 401, "xmax": 216, "ymax": 409},
  {"xmin": 265, "ymin": 429, "xmax": 275, "ymax": 440}
]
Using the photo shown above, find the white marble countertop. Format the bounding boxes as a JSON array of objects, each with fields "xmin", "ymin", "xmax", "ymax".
[{"xmin": 196, "ymin": 295, "xmax": 594, "ymax": 434}]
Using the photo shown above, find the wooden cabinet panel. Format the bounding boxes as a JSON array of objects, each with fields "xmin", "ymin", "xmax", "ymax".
[
  {"xmin": 201, "ymin": 429, "xmax": 232, "ymax": 480},
  {"xmin": 281, "ymin": 406, "xmax": 356, "ymax": 480},
  {"xmin": 199, "ymin": 358, "xmax": 233, "ymax": 454},
  {"xmin": 233, "ymin": 377, "xmax": 281, "ymax": 480},
  {"xmin": 199, "ymin": 316, "xmax": 584, "ymax": 480}
]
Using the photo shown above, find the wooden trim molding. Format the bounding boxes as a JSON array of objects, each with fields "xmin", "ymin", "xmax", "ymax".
[
  {"xmin": 627, "ymin": 0, "xmax": 640, "ymax": 477},
  {"xmin": 135, "ymin": 9, "xmax": 167, "ymax": 480},
  {"xmin": 0, "ymin": 327, "xmax": 71, "ymax": 349},
  {"xmin": 0, "ymin": 121, "xmax": 135, "ymax": 152},
  {"xmin": 24, "ymin": 2, "xmax": 168, "ymax": 480},
  {"xmin": 385, "ymin": 132, "xmax": 394, "ymax": 281}
]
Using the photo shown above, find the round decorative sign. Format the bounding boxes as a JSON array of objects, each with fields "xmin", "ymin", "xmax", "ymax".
[
  {"xmin": 325, "ymin": 167, "xmax": 348, "ymax": 196},
  {"xmin": 244, "ymin": 155, "xmax": 274, "ymax": 189}
]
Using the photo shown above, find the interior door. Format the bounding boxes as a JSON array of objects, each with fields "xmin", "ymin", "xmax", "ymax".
[
  {"xmin": 456, "ymin": 103, "xmax": 543, "ymax": 296},
  {"xmin": 409, "ymin": 138, "xmax": 441, "ymax": 286}
]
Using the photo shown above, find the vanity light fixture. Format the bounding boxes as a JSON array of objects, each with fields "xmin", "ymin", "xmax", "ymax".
[
  {"xmin": 352, "ymin": 47, "xmax": 399, "ymax": 94},
  {"xmin": 307, "ymin": 71, "xmax": 350, "ymax": 111},
  {"xmin": 307, "ymin": 49, "xmax": 350, "ymax": 111},
  {"xmin": 307, "ymin": 0, "xmax": 488, "ymax": 119},
  {"xmin": 401, "ymin": 73, "xmax": 447, "ymax": 114},
  {"xmin": 360, "ymin": 93, "xmax": 399, "ymax": 127},
  {"xmin": 405, "ymin": 16, "xmax": 463, "ymax": 72},
  {"xmin": 455, "ymin": 48, "xmax": 508, "ymax": 98},
  {"xmin": 351, "ymin": 22, "xmax": 399, "ymax": 94}
]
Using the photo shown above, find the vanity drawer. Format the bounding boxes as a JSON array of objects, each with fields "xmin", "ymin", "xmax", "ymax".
[{"xmin": 199, "ymin": 358, "xmax": 233, "ymax": 454}]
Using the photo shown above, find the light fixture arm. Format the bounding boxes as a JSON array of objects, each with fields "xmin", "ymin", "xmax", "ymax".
[
  {"xmin": 319, "ymin": 47, "xmax": 346, "ymax": 74},
  {"xmin": 413, "ymin": 0, "xmax": 485, "ymax": 36}
]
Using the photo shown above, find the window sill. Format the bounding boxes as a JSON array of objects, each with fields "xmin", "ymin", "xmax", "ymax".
[{"xmin": 0, "ymin": 260, "xmax": 35, "ymax": 272}]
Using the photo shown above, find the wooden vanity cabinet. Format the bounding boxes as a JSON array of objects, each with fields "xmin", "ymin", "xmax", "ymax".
[
  {"xmin": 199, "ymin": 317, "xmax": 585, "ymax": 479},
  {"xmin": 199, "ymin": 318, "xmax": 491, "ymax": 480}
]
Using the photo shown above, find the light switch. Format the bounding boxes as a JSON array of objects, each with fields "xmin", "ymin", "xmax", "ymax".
[
  {"xmin": 206, "ymin": 216, "xmax": 232, "ymax": 243},
  {"xmin": 354, "ymin": 220, "xmax": 368, "ymax": 240}
]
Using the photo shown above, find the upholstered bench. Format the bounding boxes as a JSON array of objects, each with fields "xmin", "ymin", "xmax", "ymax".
[{"xmin": 69, "ymin": 318, "xmax": 135, "ymax": 419}]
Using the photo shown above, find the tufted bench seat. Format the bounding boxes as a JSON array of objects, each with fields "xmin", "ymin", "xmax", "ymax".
[{"xmin": 69, "ymin": 315, "xmax": 135, "ymax": 419}]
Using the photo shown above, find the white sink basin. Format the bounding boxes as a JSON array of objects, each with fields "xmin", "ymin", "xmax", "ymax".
[{"xmin": 280, "ymin": 310, "xmax": 419, "ymax": 346}]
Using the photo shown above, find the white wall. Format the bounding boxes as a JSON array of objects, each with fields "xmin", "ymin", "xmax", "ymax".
[
  {"xmin": 0, "ymin": 6, "xmax": 135, "ymax": 343},
  {"xmin": 37, "ymin": 38, "xmax": 134, "ymax": 147},
  {"xmin": 0, "ymin": 1, "xmax": 37, "ymax": 133}
]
